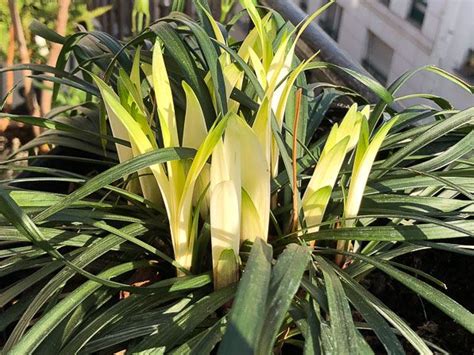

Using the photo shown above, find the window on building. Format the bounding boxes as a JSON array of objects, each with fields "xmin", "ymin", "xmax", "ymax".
[
  {"xmin": 458, "ymin": 49, "xmax": 474, "ymax": 84},
  {"xmin": 362, "ymin": 32, "xmax": 394, "ymax": 85},
  {"xmin": 319, "ymin": 2, "xmax": 343, "ymax": 41},
  {"xmin": 299, "ymin": 0, "xmax": 308, "ymax": 12},
  {"xmin": 408, "ymin": 0, "xmax": 427, "ymax": 28},
  {"xmin": 379, "ymin": 0, "xmax": 390, "ymax": 7}
]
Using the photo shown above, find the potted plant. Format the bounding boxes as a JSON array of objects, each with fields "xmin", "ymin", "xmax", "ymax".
[{"xmin": 0, "ymin": 0, "xmax": 473, "ymax": 353}]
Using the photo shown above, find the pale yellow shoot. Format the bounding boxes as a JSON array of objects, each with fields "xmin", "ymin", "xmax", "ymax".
[
  {"xmin": 269, "ymin": 50, "xmax": 319, "ymax": 178},
  {"xmin": 140, "ymin": 63, "xmax": 153, "ymax": 86},
  {"xmin": 248, "ymin": 47, "xmax": 267, "ymax": 90},
  {"xmin": 203, "ymin": 61, "xmax": 244, "ymax": 114},
  {"xmin": 117, "ymin": 69, "xmax": 156, "ymax": 146},
  {"xmin": 252, "ymin": 97, "xmax": 272, "ymax": 168},
  {"xmin": 215, "ymin": 248, "xmax": 239, "ymax": 290},
  {"xmin": 106, "ymin": 100, "xmax": 133, "ymax": 165},
  {"xmin": 152, "ymin": 39, "xmax": 186, "ymax": 215},
  {"xmin": 116, "ymin": 69, "xmax": 162, "ymax": 205},
  {"xmin": 267, "ymin": 0, "xmax": 332, "ymax": 102},
  {"xmin": 210, "ymin": 117, "xmax": 242, "ymax": 285},
  {"xmin": 303, "ymin": 136, "xmax": 349, "ymax": 203},
  {"xmin": 237, "ymin": 13, "xmax": 272, "ymax": 62},
  {"xmin": 211, "ymin": 181, "xmax": 241, "ymax": 287},
  {"xmin": 129, "ymin": 141, "xmax": 162, "ymax": 206},
  {"xmin": 240, "ymin": 0, "xmax": 272, "ymax": 69},
  {"xmin": 92, "ymin": 74, "xmax": 171, "ymax": 216},
  {"xmin": 182, "ymin": 81, "xmax": 208, "ymax": 149},
  {"xmin": 95, "ymin": 71, "xmax": 228, "ymax": 273},
  {"xmin": 233, "ymin": 115, "xmax": 270, "ymax": 242},
  {"xmin": 268, "ymin": 0, "xmax": 333, "ymax": 115},
  {"xmin": 302, "ymin": 137, "xmax": 349, "ymax": 234},
  {"xmin": 275, "ymin": 53, "xmax": 320, "ymax": 127},
  {"xmin": 152, "ymin": 39, "xmax": 180, "ymax": 148},
  {"xmin": 130, "ymin": 46, "xmax": 142, "ymax": 94},
  {"xmin": 301, "ymin": 104, "xmax": 365, "ymax": 232},
  {"xmin": 336, "ymin": 104, "xmax": 367, "ymax": 152},
  {"xmin": 130, "ymin": 49, "xmax": 148, "ymax": 116},
  {"xmin": 241, "ymin": 188, "xmax": 262, "ymax": 242},
  {"xmin": 345, "ymin": 116, "xmax": 398, "ymax": 226},
  {"xmin": 302, "ymin": 186, "xmax": 332, "ymax": 233},
  {"xmin": 223, "ymin": 63, "xmax": 245, "ymax": 112},
  {"xmin": 182, "ymin": 81, "xmax": 210, "ymax": 217},
  {"xmin": 266, "ymin": 30, "xmax": 291, "ymax": 104},
  {"xmin": 200, "ymin": 4, "xmax": 226, "ymax": 45},
  {"xmin": 177, "ymin": 115, "xmax": 231, "ymax": 268}
]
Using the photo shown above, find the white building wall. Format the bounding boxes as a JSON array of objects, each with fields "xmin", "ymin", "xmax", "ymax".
[{"xmin": 296, "ymin": 0, "xmax": 473, "ymax": 108}]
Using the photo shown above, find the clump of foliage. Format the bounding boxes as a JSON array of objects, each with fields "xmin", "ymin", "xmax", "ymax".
[{"xmin": 0, "ymin": 0, "xmax": 473, "ymax": 353}]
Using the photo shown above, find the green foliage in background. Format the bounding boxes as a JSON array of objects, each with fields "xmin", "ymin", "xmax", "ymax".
[{"xmin": 0, "ymin": 0, "xmax": 111, "ymax": 62}]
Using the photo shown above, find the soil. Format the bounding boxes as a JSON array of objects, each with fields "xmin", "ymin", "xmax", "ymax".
[
  {"xmin": 0, "ymin": 121, "xmax": 33, "ymax": 181},
  {"xmin": 364, "ymin": 246, "xmax": 474, "ymax": 354}
]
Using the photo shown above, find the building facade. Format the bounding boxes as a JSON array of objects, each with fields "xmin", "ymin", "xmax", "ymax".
[{"xmin": 297, "ymin": 0, "xmax": 474, "ymax": 108}]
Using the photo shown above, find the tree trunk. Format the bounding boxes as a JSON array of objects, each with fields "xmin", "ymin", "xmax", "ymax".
[
  {"xmin": 8, "ymin": 0, "xmax": 41, "ymax": 138},
  {"xmin": 4, "ymin": 26, "xmax": 15, "ymax": 111},
  {"xmin": 0, "ymin": 27, "xmax": 15, "ymax": 133},
  {"xmin": 40, "ymin": 0, "xmax": 71, "ymax": 116}
]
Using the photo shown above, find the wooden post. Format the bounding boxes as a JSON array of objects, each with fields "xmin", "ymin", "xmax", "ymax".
[
  {"xmin": 8, "ymin": 0, "xmax": 42, "ymax": 139},
  {"xmin": 40, "ymin": 0, "xmax": 71, "ymax": 117}
]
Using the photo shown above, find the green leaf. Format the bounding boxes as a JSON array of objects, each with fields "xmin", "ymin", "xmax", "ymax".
[
  {"xmin": 0, "ymin": 259, "xmax": 64, "ymax": 308},
  {"xmin": 0, "ymin": 113, "xmax": 129, "ymax": 147},
  {"xmin": 59, "ymin": 275, "xmax": 213, "ymax": 354},
  {"xmin": 169, "ymin": 316, "xmax": 227, "ymax": 354},
  {"xmin": 33, "ymin": 148, "xmax": 194, "ymax": 222},
  {"xmin": 0, "ymin": 63, "xmax": 99, "ymax": 96},
  {"xmin": 289, "ymin": 220, "xmax": 474, "ymax": 243},
  {"xmin": 219, "ymin": 238, "xmax": 273, "ymax": 354},
  {"xmin": 375, "ymin": 107, "xmax": 474, "ymax": 177},
  {"xmin": 29, "ymin": 20, "xmax": 65, "ymax": 44},
  {"xmin": 337, "ymin": 266, "xmax": 431, "ymax": 353},
  {"xmin": 131, "ymin": 285, "xmax": 236, "ymax": 353},
  {"xmin": 150, "ymin": 21, "xmax": 215, "ymax": 125},
  {"xmin": 408, "ymin": 130, "xmax": 474, "ymax": 172},
  {"xmin": 306, "ymin": 62, "xmax": 393, "ymax": 104},
  {"xmin": 257, "ymin": 243, "xmax": 311, "ymax": 354},
  {"xmin": 9, "ymin": 261, "xmax": 151, "ymax": 354},
  {"xmin": 313, "ymin": 256, "xmax": 359, "ymax": 354},
  {"xmin": 168, "ymin": 12, "xmax": 228, "ymax": 114},
  {"xmin": 3, "ymin": 224, "xmax": 147, "ymax": 351},
  {"xmin": 338, "ymin": 251, "xmax": 474, "ymax": 333}
]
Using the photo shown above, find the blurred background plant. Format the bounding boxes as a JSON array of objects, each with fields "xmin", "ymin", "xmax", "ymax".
[
  {"xmin": 0, "ymin": 0, "xmax": 112, "ymax": 64},
  {"xmin": 0, "ymin": 0, "xmax": 110, "ymax": 135}
]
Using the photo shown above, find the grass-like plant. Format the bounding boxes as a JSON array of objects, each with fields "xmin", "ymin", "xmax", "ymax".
[{"xmin": 0, "ymin": 0, "xmax": 473, "ymax": 353}]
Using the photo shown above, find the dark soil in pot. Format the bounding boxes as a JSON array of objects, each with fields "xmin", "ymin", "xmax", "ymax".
[{"xmin": 363, "ymin": 245, "xmax": 474, "ymax": 354}]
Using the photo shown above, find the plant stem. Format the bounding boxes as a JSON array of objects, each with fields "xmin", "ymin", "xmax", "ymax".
[
  {"xmin": 40, "ymin": 0, "xmax": 71, "ymax": 117},
  {"xmin": 291, "ymin": 88, "xmax": 303, "ymax": 233},
  {"xmin": 8, "ymin": 0, "xmax": 42, "ymax": 140}
]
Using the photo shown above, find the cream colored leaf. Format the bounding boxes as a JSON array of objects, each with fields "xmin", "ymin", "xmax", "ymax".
[
  {"xmin": 303, "ymin": 136, "xmax": 350, "ymax": 204},
  {"xmin": 182, "ymin": 81, "xmax": 208, "ymax": 149},
  {"xmin": 302, "ymin": 186, "xmax": 333, "ymax": 234},
  {"xmin": 210, "ymin": 180, "xmax": 241, "ymax": 276},
  {"xmin": 345, "ymin": 117, "xmax": 398, "ymax": 225}
]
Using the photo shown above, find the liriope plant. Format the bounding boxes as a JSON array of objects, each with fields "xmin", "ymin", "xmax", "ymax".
[
  {"xmin": 301, "ymin": 104, "xmax": 366, "ymax": 237},
  {"xmin": 0, "ymin": 0, "xmax": 473, "ymax": 353},
  {"xmin": 85, "ymin": 0, "xmax": 333, "ymax": 284}
]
